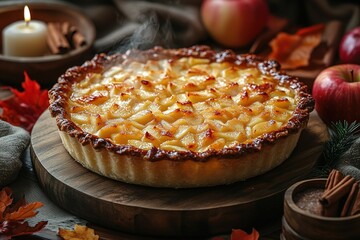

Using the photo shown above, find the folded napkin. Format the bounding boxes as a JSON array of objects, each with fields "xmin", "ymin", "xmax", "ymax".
[
  {"xmin": 0, "ymin": 120, "xmax": 85, "ymax": 231},
  {"xmin": 0, "ymin": 120, "xmax": 30, "ymax": 187},
  {"xmin": 336, "ymin": 137, "xmax": 360, "ymax": 181}
]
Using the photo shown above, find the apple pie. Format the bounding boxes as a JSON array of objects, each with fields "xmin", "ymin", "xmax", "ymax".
[{"xmin": 49, "ymin": 45, "xmax": 314, "ymax": 188}]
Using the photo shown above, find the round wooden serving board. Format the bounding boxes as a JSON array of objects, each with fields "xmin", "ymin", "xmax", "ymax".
[{"xmin": 31, "ymin": 110, "xmax": 328, "ymax": 238}]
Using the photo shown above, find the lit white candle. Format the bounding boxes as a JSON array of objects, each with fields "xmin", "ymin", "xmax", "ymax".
[{"xmin": 2, "ymin": 6, "xmax": 47, "ymax": 57}]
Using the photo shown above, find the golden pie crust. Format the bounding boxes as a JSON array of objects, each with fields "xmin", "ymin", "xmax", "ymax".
[{"xmin": 49, "ymin": 46, "xmax": 314, "ymax": 188}]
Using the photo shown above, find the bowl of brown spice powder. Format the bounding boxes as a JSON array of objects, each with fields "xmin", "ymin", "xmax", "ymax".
[{"xmin": 281, "ymin": 171, "xmax": 360, "ymax": 240}]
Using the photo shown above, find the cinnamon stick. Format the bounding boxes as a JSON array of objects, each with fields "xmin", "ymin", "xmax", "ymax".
[
  {"xmin": 318, "ymin": 169, "xmax": 360, "ymax": 217},
  {"xmin": 61, "ymin": 21, "xmax": 71, "ymax": 36},
  {"xmin": 62, "ymin": 22, "xmax": 77, "ymax": 43},
  {"xmin": 321, "ymin": 170, "xmax": 342, "ymax": 216},
  {"xmin": 324, "ymin": 170, "xmax": 335, "ymax": 190},
  {"xmin": 72, "ymin": 32, "xmax": 87, "ymax": 49},
  {"xmin": 324, "ymin": 169, "xmax": 344, "ymax": 194},
  {"xmin": 340, "ymin": 182, "xmax": 359, "ymax": 217},
  {"xmin": 47, "ymin": 22, "xmax": 70, "ymax": 54},
  {"xmin": 350, "ymin": 188, "xmax": 360, "ymax": 216},
  {"xmin": 320, "ymin": 174, "xmax": 357, "ymax": 217},
  {"xmin": 320, "ymin": 175, "xmax": 356, "ymax": 207},
  {"xmin": 325, "ymin": 170, "xmax": 336, "ymax": 192},
  {"xmin": 47, "ymin": 21, "xmax": 86, "ymax": 54}
]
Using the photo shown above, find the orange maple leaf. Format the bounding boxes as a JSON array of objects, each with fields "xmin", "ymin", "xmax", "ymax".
[
  {"xmin": 268, "ymin": 23, "xmax": 325, "ymax": 69},
  {"xmin": 231, "ymin": 228, "xmax": 260, "ymax": 240},
  {"xmin": 0, "ymin": 187, "xmax": 47, "ymax": 238},
  {"xmin": 58, "ymin": 224, "xmax": 99, "ymax": 240},
  {"xmin": 0, "ymin": 72, "xmax": 49, "ymax": 132},
  {"xmin": 5, "ymin": 202, "xmax": 44, "ymax": 221}
]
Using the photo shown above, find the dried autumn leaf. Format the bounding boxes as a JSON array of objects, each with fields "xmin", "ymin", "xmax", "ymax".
[
  {"xmin": 0, "ymin": 187, "xmax": 47, "ymax": 239},
  {"xmin": 296, "ymin": 23, "xmax": 325, "ymax": 36},
  {"xmin": 5, "ymin": 202, "xmax": 44, "ymax": 221},
  {"xmin": 0, "ymin": 72, "xmax": 49, "ymax": 132},
  {"xmin": 231, "ymin": 228, "xmax": 260, "ymax": 240},
  {"xmin": 268, "ymin": 24, "xmax": 325, "ymax": 69},
  {"xmin": 0, "ymin": 220, "xmax": 47, "ymax": 239},
  {"xmin": 0, "ymin": 188, "xmax": 12, "ymax": 222},
  {"xmin": 58, "ymin": 224, "xmax": 99, "ymax": 240},
  {"xmin": 3, "ymin": 196, "xmax": 26, "ymax": 218},
  {"xmin": 268, "ymin": 33, "xmax": 301, "ymax": 62}
]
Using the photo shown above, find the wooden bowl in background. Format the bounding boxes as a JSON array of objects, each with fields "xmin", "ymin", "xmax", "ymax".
[{"xmin": 0, "ymin": 1, "xmax": 96, "ymax": 89}]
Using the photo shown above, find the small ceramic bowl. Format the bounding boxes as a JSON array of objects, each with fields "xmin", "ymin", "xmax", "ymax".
[
  {"xmin": 0, "ymin": 1, "xmax": 96, "ymax": 88},
  {"xmin": 282, "ymin": 178, "xmax": 360, "ymax": 240}
]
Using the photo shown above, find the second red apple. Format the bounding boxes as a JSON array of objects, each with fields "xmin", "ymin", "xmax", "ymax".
[
  {"xmin": 339, "ymin": 26, "xmax": 360, "ymax": 64},
  {"xmin": 201, "ymin": 0, "xmax": 269, "ymax": 48},
  {"xmin": 312, "ymin": 64, "xmax": 360, "ymax": 124}
]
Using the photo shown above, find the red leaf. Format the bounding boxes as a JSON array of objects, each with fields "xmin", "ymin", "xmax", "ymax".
[
  {"xmin": 231, "ymin": 228, "xmax": 260, "ymax": 240},
  {"xmin": 0, "ymin": 187, "xmax": 47, "ymax": 238},
  {"xmin": 0, "ymin": 72, "xmax": 49, "ymax": 131},
  {"xmin": 0, "ymin": 220, "xmax": 47, "ymax": 238}
]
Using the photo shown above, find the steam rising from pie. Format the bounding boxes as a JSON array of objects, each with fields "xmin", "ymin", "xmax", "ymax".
[{"xmin": 111, "ymin": 13, "xmax": 175, "ymax": 54}]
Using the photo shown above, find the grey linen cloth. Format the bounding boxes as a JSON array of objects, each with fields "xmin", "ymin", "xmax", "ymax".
[
  {"xmin": 0, "ymin": 120, "xmax": 86, "ymax": 232},
  {"xmin": 336, "ymin": 137, "xmax": 360, "ymax": 181},
  {"xmin": 0, "ymin": 120, "xmax": 29, "ymax": 187}
]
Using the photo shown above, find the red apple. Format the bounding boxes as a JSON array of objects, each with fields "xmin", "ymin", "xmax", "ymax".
[
  {"xmin": 339, "ymin": 27, "xmax": 360, "ymax": 64},
  {"xmin": 201, "ymin": 0, "xmax": 269, "ymax": 48},
  {"xmin": 312, "ymin": 64, "xmax": 360, "ymax": 124}
]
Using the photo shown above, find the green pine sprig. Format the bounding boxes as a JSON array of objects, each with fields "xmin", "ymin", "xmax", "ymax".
[{"xmin": 312, "ymin": 121, "xmax": 360, "ymax": 177}]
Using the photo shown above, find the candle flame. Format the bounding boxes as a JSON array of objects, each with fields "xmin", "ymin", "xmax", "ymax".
[{"xmin": 24, "ymin": 5, "xmax": 31, "ymax": 24}]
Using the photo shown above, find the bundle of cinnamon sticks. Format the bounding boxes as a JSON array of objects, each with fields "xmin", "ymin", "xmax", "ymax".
[
  {"xmin": 319, "ymin": 169, "xmax": 360, "ymax": 217},
  {"xmin": 47, "ymin": 22, "xmax": 86, "ymax": 54}
]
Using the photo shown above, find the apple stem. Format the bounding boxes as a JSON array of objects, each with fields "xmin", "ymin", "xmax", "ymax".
[{"xmin": 350, "ymin": 69, "xmax": 354, "ymax": 82}]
